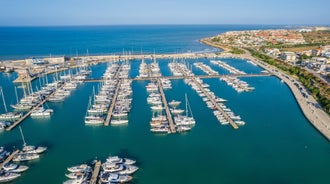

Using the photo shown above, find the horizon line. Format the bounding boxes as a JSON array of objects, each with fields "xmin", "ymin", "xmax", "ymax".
[{"xmin": 0, "ymin": 23, "xmax": 330, "ymax": 28}]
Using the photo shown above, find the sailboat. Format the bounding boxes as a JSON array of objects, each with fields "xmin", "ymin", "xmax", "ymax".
[
  {"xmin": 175, "ymin": 93, "xmax": 195, "ymax": 132},
  {"xmin": 0, "ymin": 87, "xmax": 22, "ymax": 121},
  {"xmin": 10, "ymin": 86, "xmax": 32, "ymax": 111},
  {"xmin": 18, "ymin": 126, "xmax": 47, "ymax": 154},
  {"xmin": 13, "ymin": 126, "xmax": 47, "ymax": 162}
]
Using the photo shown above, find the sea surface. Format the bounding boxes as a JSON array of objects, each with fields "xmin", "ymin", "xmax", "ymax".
[{"xmin": 0, "ymin": 25, "xmax": 329, "ymax": 184}]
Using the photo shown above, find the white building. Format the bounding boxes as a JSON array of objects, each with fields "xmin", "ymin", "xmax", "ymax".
[{"xmin": 280, "ymin": 52, "xmax": 297, "ymax": 62}]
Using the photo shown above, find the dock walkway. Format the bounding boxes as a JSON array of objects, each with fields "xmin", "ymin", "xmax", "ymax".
[
  {"xmin": 6, "ymin": 89, "xmax": 57, "ymax": 131},
  {"xmin": 0, "ymin": 150, "xmax": 19, "ymax": 168},
  {"xmin": 104, "ymin": 65, "xmax": 122, "ymax": 126},
  {"xmin": 90, "ymin": 160, "xmax": 101, "ymax": 184},
  {"xmin": 157, "ymin": 79, "xmax": 176, "ymax": 133},
  {"xmin": 104, "ymin": 80, "xmax": 121, "ymax": 126},
  {"xmin": 192, "ymin": 77, "xmax": 239, "ymax": 129}
]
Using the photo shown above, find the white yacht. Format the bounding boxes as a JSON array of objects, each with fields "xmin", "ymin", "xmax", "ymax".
[
  {"xmin": 84, "ymin": 116, "xmax": 104, "ymax": 125},
  {"xmin": 111, "ymin": 119, "xmax": 128, "ymax": 125},
  {"xmin": 151, "ymin": 105, "xmax": 163, "ymax": 111},
  {"xmin": 12, "ymin": 153, "xmax": 39, "ymax": 162},
  {"xmin": 0, "ymin": 172, "xmax": 21, "ymax": 182},
  {"xmin": 100, "ymin": 172, "xmax": 132, "ymax": 183},
  {"xmin": 67, "ymin": 164, "xmax": 92, "ymax": 173},
  {"xmin": 30, "ymin": 107, "xmax": 53, "ymax": 118},
  {"xmin": 168, "ymin": 100, "xmax": 181, "ymax": 106},
  {"xmin": 0, "ymin": 112, "xmax": 23, "ymax": 121},
  {"xmin": 106, "ymin": 156, "xmax": 136, "ymax": 165},
  {"xmin": 22, "ymin": 145, "xmax": 47, "ymax": 154},
  {"xmin": 2, "ymin": 163, "xmax": 29, "ymax": 173}
]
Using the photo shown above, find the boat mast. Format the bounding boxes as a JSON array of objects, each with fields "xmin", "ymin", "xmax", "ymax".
[
  {"xmin": 185, "ymin": 93, "xmax": 188, "ymax": 117},
  {"xmin": 0, "ymin": 87, "xmax": 8, "ymax": 113},
  {"xmin": 19, "ymin": 126, "xmax": 27, "ymax": 147},
  {"xmin": 14, "ymin": 86, "xmax": 19, "ymax": 104}
]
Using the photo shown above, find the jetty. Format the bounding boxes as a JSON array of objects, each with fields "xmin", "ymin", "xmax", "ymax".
[
  {"xmin": 157, "ymin": 79, "xmax": 176, "ymax": 133},
  {"xmin": 6, "ymin": 93, "xmax": 54, "ymax": 131},
  {"xmin": 191, "ymin": 77, "xmax": 238, "ymax": 129},
  {"xmin": 0, "ymin": 149, "xmax": 19, "ymax": 168},
  {"xmin": 90, "ymin": 160, "xmax": 101, "ymax": 184},
  {"xmin": 104, "ymin": 80, "xmax": 121, "ymax": 126}
]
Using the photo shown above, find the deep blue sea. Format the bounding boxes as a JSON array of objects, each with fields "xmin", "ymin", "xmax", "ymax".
[
  {"xmin": 0, "ymin": 25, "xmax": 329, "ymax": 184},
  {"xmin": 0, "ymin": 25, "xmax": 281, "ymax": 60}
]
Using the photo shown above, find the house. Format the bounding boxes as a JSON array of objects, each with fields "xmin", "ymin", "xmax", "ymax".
[{"xmin": 311, "ymin": 57, "xmax": 327, "ymax": 64}]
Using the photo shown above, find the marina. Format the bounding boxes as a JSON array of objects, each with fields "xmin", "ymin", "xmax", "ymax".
[{"xmin": 0, "ymin": 25, "xmax": 329, "ymax": 184}]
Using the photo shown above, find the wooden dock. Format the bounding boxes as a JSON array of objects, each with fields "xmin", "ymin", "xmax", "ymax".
[
  {"xmin": 157, "ymin": 79, "xmax": 176, "ymax": 133},
  {"xmin": 0, "ymin": 150, "xmax": 19, "ymax": 168},
  {"xmin": 90, "ymin": 160, "xmax": 101, "ymax": 184},
  {"xmin": 191, "ymin": 77, "xmax": 239, "ymax": 129},
  {"xmin": 104, "ymin": 80, "xmax": 121, "ymax": 126}
]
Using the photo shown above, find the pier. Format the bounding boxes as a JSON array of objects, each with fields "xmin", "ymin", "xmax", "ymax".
[
  {"xmin": 104, "ymin": 80, "xmax": 121, "ymax": 126},
  {"xmin": 0, "ymin": 150, "xmax": 19, "ymax": 168},
  {"xmin": 191, "ymin": 77, "xmax": 239, "ymax": 129},
  {"xmin": 5, "ymin": 92, "xmax": 55, "ymax": 131},
  {"xmin": 90, "ymin": 160, "xmax": 101, "ymax": 184},
  {"xmin": 157, "ymin": 79, "xmax": 176, "ymax": 133}
]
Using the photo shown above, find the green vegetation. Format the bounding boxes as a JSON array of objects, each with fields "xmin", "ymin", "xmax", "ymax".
[
  {"xmin": 230, "ymin": 47, "xmax": 245, "ymax": 55},
  {"xmin": 303, "ymin": 31, "xmax": 330, "ymax": 43},
  {"xmin": 247, "ymin": 48, "xmax": 330, "ymax": 114},
  {"xmin": 211, "ymin": 37, "xmax": 220, "ymax": 42}
]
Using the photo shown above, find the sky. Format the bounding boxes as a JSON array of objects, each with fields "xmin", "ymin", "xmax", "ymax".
[{"xmin": 0, "ymin": 0, "xmax": 329, "ymax": 26}]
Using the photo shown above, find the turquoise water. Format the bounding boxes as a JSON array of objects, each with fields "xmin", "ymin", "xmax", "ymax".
[
  {"xmin": 0, "ymin": 25, "xmax": 329, "ymax": 184},
  {"xmin": 0, "ymin": 58, "xmax": 329, "ymax": 184}
]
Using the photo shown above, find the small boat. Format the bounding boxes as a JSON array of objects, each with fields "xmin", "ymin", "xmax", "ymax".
[
  {"xmin": 168, "ymin": 100, "xmax": 181, "ymax": 106},
  {"xmin": 67, "ymin": 164, "xmax": 92, "ymax": 173},
  {"xmin": 65, "ymin": 172, "xmax": 87, "ymax": 179},
  {"xmin": 0, "ymin": 112, "xmax": 23, "ymax": 121},
  {"xmin": 150, "ymin": 105, "xmax": 163, "ymax": 111},
  {"xmin": 2, "ymin": 163, "xmax": 29, "ymax": 173},
  {"xmin": 111, "ymin": 119, "xmax": 128, "ymax": 125},
  {"xmin": 22, "ymin": 145, "xmax": 47, "ymax": 154},
  {"xmin": 63, "ymin": 173, "xmax": 89, "ymax": 184},
  {"xmin": 0, "ymin": 172, "xmax": 21, "ymax": 182},
  {"xmin": 0, "ymin": 121, "xmax": 11, "ymax": 130},
  {"xmin": 100, "ymin": 172, "xmax": 132, "ymax": 183},
  {"xmin": 176, "ymin": 125, "xmax": 192, "ymax": 132},
  {"xmin": 12, "ymin": 153, "xmax": 39, "ymax": 162},
  {"xmin": 150, "ymin": 126, "xmax": 170, "ymax": 134},
  {"xmin": 106, "ymin": 156, "xmax": 136, "ymax": 165},
  {"xmin": 30, "ymin": 107, "xmax": 53, "ymax": 118},
  {"xmin": 170, "ymin": 108, "xmax": 184, "ymax": 114}
]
